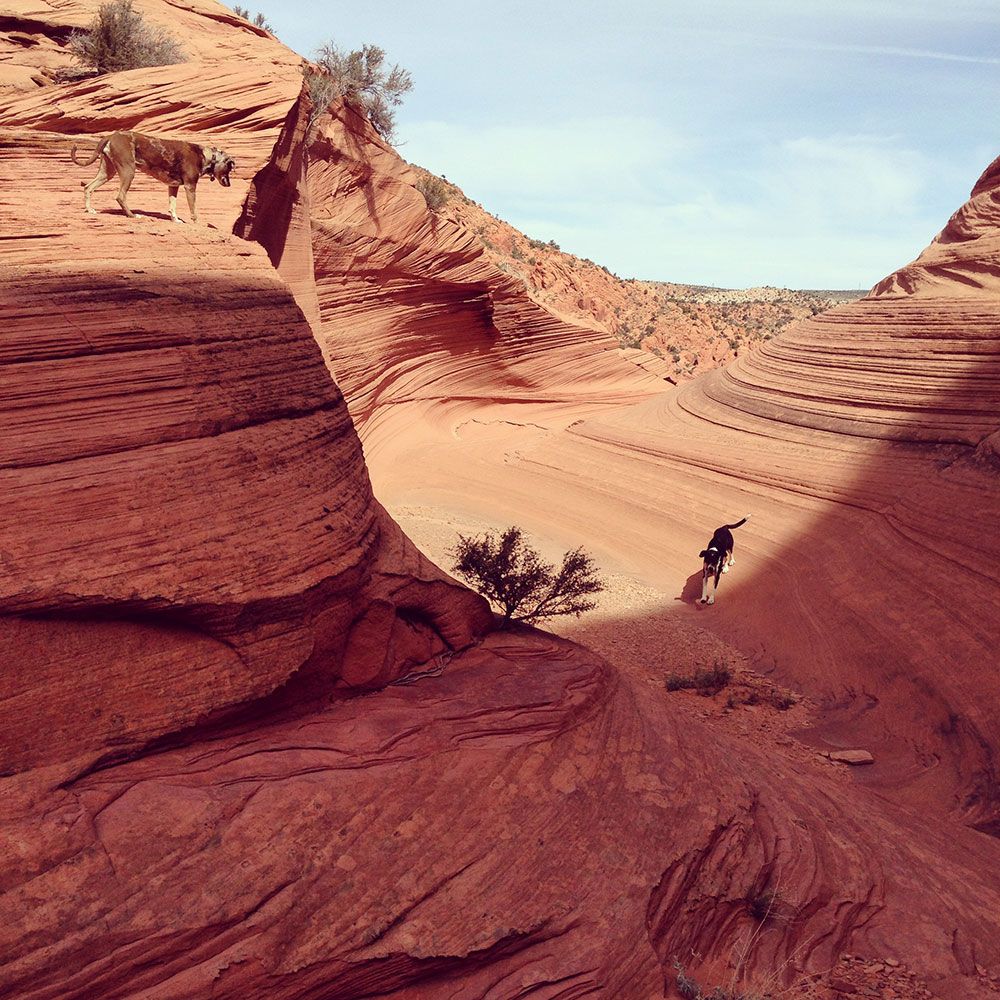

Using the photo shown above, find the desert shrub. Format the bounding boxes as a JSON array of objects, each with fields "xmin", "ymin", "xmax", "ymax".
[
  {"xmin": 305, "ymin": 70, "xmax": 339, "ymax": 132},
  {"xmin": 306, "ymin": 41, "xmax": 413, "ymax": 142},
  {"xmin": 510, "ymin": 244, "xmax": 525, "ymax": 261},
  {"xmin": 725, "ymin": 688, "xmax": 797, "ymax": 711},
  {"xmin": 665, "ymin": 662, "xmax": 732, "ymax": 695},
  {"xmin": 618, "ymin": 321, "xmax": 642, "ymax": 349},
  {"xmin": 747, "ymin": 889, "xmax": 779, "ymax": 922},
  {"xmin": 526, "ymin": 236, "xmax": 562, "ymax": 252},
  {"xmin": 450, "ymin": 526, "xmax": 604, "ymax": 627},
  {"xmin": 415, "ymin": 173, "xmax": 450, "ymax": 212},
  {"xmin": 232, "ymin": 6, "xmax": 274, "ymax": 33},
  {"xmin": 69, "ymin": 0, "xmax": 185, "ymax": 73},
  {"xmin": 674, "ymin": 961, "xmax": 701, "ymax": 1000},
  {"xmin": 672, "ymin": 963, "xmax": 774, "ymax": 1000}
]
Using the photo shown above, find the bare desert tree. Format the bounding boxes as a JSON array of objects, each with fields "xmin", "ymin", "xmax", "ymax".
[
  {"xmin": 306, "ymin": 42, "xmax": 413, "ymax": 142},
  {"xmin": 69, "ymin": 0, "xmax": 185, "ymax": 74},
  {"xmin": 451, "ymin": 526, "xmax": 604, "ymax": 627}
]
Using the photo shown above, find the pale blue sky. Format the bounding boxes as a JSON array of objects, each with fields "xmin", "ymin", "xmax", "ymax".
[{"xmin": 265, "ymin": 1, "xmax": 999, "ymax": 288}]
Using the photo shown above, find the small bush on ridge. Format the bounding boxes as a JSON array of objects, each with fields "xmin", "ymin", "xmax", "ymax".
[
  {"xmin": 232, "ymin": 6, "xmax": 274, "ymax": 33},
  {"xmin": 415, "ymin": 173, "xmax": 450, "ymax": 212},
  {"xmin": 451, "ymin": 526, "xmax": 604, "ymax": 627},
  {"xmin": 69, "ymin": 0, "xmax": 185, "ymax": 74},
  {"xmin": 306, "ymin": 41, "xmax": 413, "ymax": 142}
]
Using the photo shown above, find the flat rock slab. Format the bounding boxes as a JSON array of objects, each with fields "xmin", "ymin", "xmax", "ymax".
[{"xmin": 826, "ymin": 749, "xmax": 876, "ymax": 765}]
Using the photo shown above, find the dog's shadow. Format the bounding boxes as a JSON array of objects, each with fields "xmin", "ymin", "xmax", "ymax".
[
  {"xmin": 97, "ymin": 208, "xmax": 170, "ymax": 222},
  {"xmin": 97, "ymin": 209, "xmax": 216, "ymax": 228},
  {"xmin": 677, "ymin": 570, "xmax": 704, "ymax": 605}
]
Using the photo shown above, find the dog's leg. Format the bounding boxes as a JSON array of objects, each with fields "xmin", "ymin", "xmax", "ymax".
[
  {"xmin": 184, "ymin": 182, "xmax": 198, "ymax": 224},
  {"xmin": 700, "ymin": 569, "xmax": 710, "ymax": 604},
  {"xmin": 115, "ymin": 160, "xmax": 136, "ymax": 218},
  {"xmin": 83, "ymin": 158, "xmax": 111, "ymax": 215},
  {"xmin": 723, "ymin": 549, "xmax": 733, "ymax": 573},
  {"xmin": 168, "ymin": 185, "xmax": 182, "ymax": 223},
  {"xmin": 707, "ymin": 570, "xmax": 720, "ymax": 605}
]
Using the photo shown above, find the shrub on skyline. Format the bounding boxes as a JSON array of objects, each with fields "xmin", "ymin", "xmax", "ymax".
[
  {"xmin": 306, "ymin": 41, "xmax": 413, "ymax": 142},
  {"xmin": 69, "ymin": 0, "xmax": 185, "ymax": 74},
  {"xmin": 415, "ymin": 173, "xmax": 451, "ymax": 212},
  {"xmin": 232, "ymin": 6, "xmax": 274, "ymax": 33}
]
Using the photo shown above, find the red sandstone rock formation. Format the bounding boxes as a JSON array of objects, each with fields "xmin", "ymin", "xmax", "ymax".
[
  {"xmin": 0, "ymin": 0, "xmax": 291, "ymax": 90},
  {"xmin": 363, "ymin": 141, "xmax": 1000, "ymax": 995},
  {"xmin": 2, "ymin": 3, "xmax": 1000, "ymax": 999},
  {"xmin": 415, "ymin": 169, "xmax": 860, "ymax": 385},
  {"xmin": 238, "ymin": 94, "xmax": 666, "ymax": 453}
]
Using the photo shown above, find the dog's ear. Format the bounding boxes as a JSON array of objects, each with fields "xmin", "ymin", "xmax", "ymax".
[{"xmin": 699, "ymin": 550, "xmax": 707, "ymax": 559}]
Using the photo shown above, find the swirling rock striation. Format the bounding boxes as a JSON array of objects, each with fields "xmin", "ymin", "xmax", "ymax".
[{"xmin": 2, "ymin": 3, "xmax": 1000, "ymax": 998}]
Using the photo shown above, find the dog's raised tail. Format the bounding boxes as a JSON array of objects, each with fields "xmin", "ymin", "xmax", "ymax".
[
  {"xmin": 724, "ymin": 514, "xmax": 751, "ymax": 530},
  {"xmin": 71, "ymin": 137, "xmax": 108, "ymax": 167}
]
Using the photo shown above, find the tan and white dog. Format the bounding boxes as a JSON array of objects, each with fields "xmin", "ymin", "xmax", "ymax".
[{"xmin": 71, "ymin": 131, "xmax": 235, "ymax": 223}]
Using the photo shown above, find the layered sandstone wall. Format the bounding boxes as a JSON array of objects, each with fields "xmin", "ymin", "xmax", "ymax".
[
  {"xmin": 2, "ymin": 3, "xmax": 1000, "ymax": 999},
  {"xmin": 0, "ymin": 1, "xmax": 495, "ymax": 779}
]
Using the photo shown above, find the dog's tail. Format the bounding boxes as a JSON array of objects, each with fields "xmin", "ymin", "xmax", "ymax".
[
  {"xmin": 723, "ymin": 514, "xmax": 751, "ymax": 530},
  {"xmin": 70, "ymin": 137, "xmax": 108, "ymax": 167}
]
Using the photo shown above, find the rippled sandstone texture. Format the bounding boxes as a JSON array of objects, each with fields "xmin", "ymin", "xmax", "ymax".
[
  {"xmin": 291, "ymin": 45, "xmax": 1000, "ymax": 999},
  {"xmin": 2, "ymin": 2, "xmax": 1000, "ymax": 999},
  {"xmin": 365, "ymin": 144, "xmax": 1000, "ymax": 841},
  {"xmin": 421, "ymin": 168, "xmax": 862, "ymax": 384}
]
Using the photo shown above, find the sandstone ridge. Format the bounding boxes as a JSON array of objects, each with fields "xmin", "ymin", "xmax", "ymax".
[{"xmin": 2, "ymin": 3, "xmax": 1000, "ymax": 999}]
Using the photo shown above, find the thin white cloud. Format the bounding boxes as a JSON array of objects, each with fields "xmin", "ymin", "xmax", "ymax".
[
  {"xmin": 706, "ymin": 0, "xmax": 1000, "ymax": 26},
  {"xmin": 753, "ymin": 34, "xmax": 1000, "ymax": 65},
  {"xmin": 403, "ymin": 116, "xmax": 947, "ymax": 287}
]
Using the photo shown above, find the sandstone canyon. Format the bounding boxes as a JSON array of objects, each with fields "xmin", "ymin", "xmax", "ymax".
[
  {"xmin": 1, "ymin": 3, "xmax": 999, "ymax": 1000},
  {"xmin": 418, "ymin": 169, "xmax": 862, "ymax": 385}
]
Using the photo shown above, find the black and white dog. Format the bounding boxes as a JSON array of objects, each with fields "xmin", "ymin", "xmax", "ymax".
[{"xmin": 699, "ymin": 515, "xmax": 750, "ymax": 604}]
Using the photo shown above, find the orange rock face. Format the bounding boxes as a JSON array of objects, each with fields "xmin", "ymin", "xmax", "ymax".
[
  {"xmin": 424, "ymin": 170, "xmax": 860, "ymax": 385},
  {"xmin": 0, "ymin": 130, "xmax": 493, "ymax": 765},
  {"xmin": 0, "ymin": 0, "xmax": 293, "ymax": 89},
  {"xmin": 365, "ymin": 149, "xmax": 1000, "ymax": 997},
  {"xmin": 275, "ymin": 99, "xmax": 666, "ymax": 453},
  {"xmin": 2, "ymin": 3, "xmax": 1000, "ymax": 1000}
]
